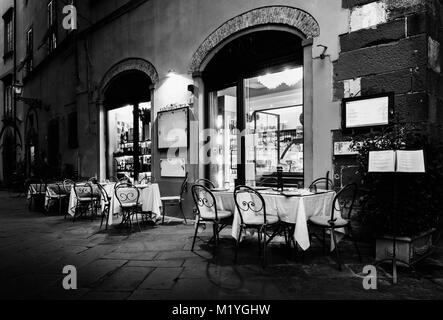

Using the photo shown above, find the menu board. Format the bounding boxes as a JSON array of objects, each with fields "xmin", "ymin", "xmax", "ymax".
[
  {"xmin": 344, "ymin": 95, "xmax": 390, "ymax": 129},
  {"xmin": 368, "ymin": 150, "xmax": 425, "ymax": 173},
  {"xmin": 158, "ymin": 107, "xmax": 188, "ymax": 149},
  {"xmin": 160, "ymin": 158, "xmax": 186, "ymax": 177},
  {"xmin": 368, "ymin": 151, "xmax": 396, "ymax": 172},
  {"xmin": 396, "ymin": 150, "xmax": 425, "ymax": 173}
]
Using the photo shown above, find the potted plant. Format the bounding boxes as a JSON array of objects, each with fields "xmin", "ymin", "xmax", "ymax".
[{"xmin": 350, "ymin": 122, "xmax": 443, "ymax": 266}]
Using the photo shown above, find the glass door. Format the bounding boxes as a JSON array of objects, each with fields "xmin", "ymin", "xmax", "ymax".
[
  {"xmin": 244, "ymin": 66, "xmax": 304, "ymax": 187},
  {"xmin": 207, "ymin": 86, "xmax": 238, "ymax": 188}
]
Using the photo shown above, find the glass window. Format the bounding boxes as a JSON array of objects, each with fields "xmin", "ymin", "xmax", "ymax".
[
  {"xmin": 4, "ymin": 84, "xmax": 13, "ymax": 117},
  {"xmin": 207, "ymin": 86, "xmax": 238, "ymax": 189},
  {"xmin": 26, "ymin": 28, "xmax": 33, "ymax": 73},
  {"xmin": 3, "ymin": 12, "xmax": 13, "ymax": 57},
  {"xmin": 244, "ymin": 66, "xmax": 304, "ymax": 187}
]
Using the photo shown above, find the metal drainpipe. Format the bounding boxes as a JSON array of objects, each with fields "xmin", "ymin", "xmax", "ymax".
[{"xmin": 13, "ymin": 0, "xmax": 18, "ymax": 165}]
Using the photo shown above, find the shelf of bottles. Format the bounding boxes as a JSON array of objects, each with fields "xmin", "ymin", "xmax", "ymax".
[{"xmin": 114, "ymin": 139, "xmax": 152, "ymax": 179}]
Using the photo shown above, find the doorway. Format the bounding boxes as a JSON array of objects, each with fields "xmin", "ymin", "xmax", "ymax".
[
  {"xmin": 104, "ymin": 71, "xmax": 152, "ymax": 182},
  {"xmin": 203, "ymin": 30, "xmax": 305, "ymax": 188}
]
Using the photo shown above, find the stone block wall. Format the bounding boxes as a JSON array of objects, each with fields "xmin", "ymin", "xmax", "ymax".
[{"xmin": 332, "ymin": 0, "xmax": 442, "ymax": 188}]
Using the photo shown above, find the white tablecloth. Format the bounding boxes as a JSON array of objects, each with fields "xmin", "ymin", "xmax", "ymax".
[
  {"xmin": 108, "ymin": 183, "xmax": 162, "ymax": 226},
  {"xmin": 67, "ymin": 183, "xmax": 103, "ymax": 217},
  {"xmin": 213, "ymin": 189, "xmax": 338, "ymax": 251}
]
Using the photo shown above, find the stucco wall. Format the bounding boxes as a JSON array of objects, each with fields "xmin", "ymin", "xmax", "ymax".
[{"xmin": 86, "ymin": 0, "xmax": 348, "ymax": 185}]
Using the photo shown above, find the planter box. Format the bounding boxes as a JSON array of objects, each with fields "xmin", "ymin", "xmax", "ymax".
[{"xmin": 376, "ymin": 228, "xmax": 436, "ymax": 266}]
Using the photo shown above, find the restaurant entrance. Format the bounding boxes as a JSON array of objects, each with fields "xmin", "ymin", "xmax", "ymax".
[
  {"xmin": 104, "ymin": 71, "xmax": 153, "ymax": 182},
  {"xmin": 204, "ymin": 30, "xmax": 304, "ymax": 188}
]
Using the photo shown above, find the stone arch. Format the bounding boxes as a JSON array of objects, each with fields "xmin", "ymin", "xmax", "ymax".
[
  {"xmin": 98, "ymin": 58, "xmax": 159, "ymax": 99},
  {"xmin": 189, "ymin": 6, "xmax": 320, "ymax": 73}
]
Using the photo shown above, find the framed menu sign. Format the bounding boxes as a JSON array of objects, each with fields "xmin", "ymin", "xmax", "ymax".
[
  {"xmin": 342, "ymin": 93, "xmax": 394, "ymax": 130},
  {"xmin": 157, "ymin": 107, "xmax": 189, "ymax": 149}
]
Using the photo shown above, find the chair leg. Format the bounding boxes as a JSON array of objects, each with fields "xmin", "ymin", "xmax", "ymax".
[
  {"xmin": 135, "ymin": 211, "xmax": 142, "ymax": 232},
  {"xmin": 262, "ymin": 225, "xmax": 267, "ymax": 268},
  {"xmin": 161, "ymin": 204, "xmax": 166, "ymax": 224},
  {"xmin": 322, "ymin": 228, "xmax": 326, "ymax": 254},
  {"xmin": 331, "ymin": 228, "xmax": 342, "ymax": 271},
  {"xmin": 179, "ymin": 202, "xmax": 187, "ymax": 225},
  {"xmin": 191, "ymin": 220, "xmax": 200, "ymax": 252},
  {"xmin": 234, "ymin": 225, "xmax": 243, "ymax": 264}
]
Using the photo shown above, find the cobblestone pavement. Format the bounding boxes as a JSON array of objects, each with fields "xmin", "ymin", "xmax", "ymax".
[{"xmin": 1, "ymin": 191, "xmax": 443, "ymax": 300}]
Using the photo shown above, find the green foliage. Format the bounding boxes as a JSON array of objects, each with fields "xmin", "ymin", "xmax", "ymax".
[{"xmin": 350, "ymin": 122, "xmax": 443, "ymax": 237}]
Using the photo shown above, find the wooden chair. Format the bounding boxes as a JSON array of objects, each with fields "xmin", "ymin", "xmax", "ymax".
[
  {"xmin": 191, "ymin": 184, "xmax": 233, "ymax": 252},
  {"xmin": 308, "ymin": 183, "xmax": 361, "ymax": 270},
  {"xmin": 160, "ymin": 172, "xmax": 189, "ymax": 224},
  {"xmin": 234, "ymin": 185, "xmax": 281, "ymax": 267}
]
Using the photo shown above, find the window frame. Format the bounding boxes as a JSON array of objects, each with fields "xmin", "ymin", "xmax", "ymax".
[{"xmin": 2, "ymin": 7, "xmax": 14, "ymax": 60}]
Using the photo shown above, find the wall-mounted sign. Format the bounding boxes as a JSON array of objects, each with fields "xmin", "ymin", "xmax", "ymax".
[
  {"xmin": 157, "ymin": 107, "xmax": 189, "ymax": 149},
  {"xmin": 160, "ymin": 157, "xmax": 186, "ymax": 177},
  {"xmin": 342, "ymin": 92, "xmax": 394, "ymax": 130},
  {"xmin": 334, "ymin": 141, "xmax": 359, "ymax": 156}
]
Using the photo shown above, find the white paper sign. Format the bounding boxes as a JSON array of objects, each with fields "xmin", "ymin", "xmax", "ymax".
[
  {"xmin": 160, "ymin": 158, "xmax": 186, "ymax": 177},
  {"xmin": 346, "ymin": 96, "xmax": 389, "ymax": 128},
  {"xmin": 368, "ymin": 150, "xmax": 396, "ymax": 172},
  {"xmin": 396, "ymin": 150, "xmax": 425, "ymax": 173}
]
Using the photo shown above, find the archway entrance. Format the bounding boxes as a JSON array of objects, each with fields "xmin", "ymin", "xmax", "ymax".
[
  {"xmin": 103, "ymin": 70, "xmax": 153, "ymax": 182},
  {"xmin": 203, "ymin": 29, "xmax": 305, "ymax": 188}
]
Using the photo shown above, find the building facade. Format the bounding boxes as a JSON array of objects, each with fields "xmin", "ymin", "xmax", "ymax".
[{"xmin": 0, "ymin": 0, "xmax": 441, "ymax": 218}]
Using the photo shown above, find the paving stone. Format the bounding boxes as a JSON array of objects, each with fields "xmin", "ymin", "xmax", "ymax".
[
  {"xmin": 103, "ymin": 251, "xmax": 158, "ymax": 261},
  {"xmin": 139, "ymin": 267, "xmax": 183, "ymax": 290},
  {"xmin": 81, "ymin": 291, "xmax": 132, "ymax": 300},
  {"xmin": 96, "ymin": 266, "xmax": 153, "ymax": 291},
  {"xmin": 126, "ymin": 259, "xmax": 184, "ymax": 268},
  {"xmin": 78, "ymin": 259, "xmax": 127, "ymax": 288}
]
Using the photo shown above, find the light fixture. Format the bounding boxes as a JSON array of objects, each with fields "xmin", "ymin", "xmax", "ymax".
[
  {"xmin": 257, "ymin": 68, "xmax": 303, "ymax": 90},
  {"xmin": 13, "ymin": 81, "xmax": 23, "ymax": 96}
]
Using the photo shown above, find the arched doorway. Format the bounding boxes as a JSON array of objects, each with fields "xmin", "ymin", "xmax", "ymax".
[
  {"xmin": 103, "ymin": 70, "xmax": 152, "ymax": 181},
  {"xmin": 190, "ymin": 6, "xmax": 319, "ymax": 187},
  {"xmin": 204, "ymin": 30, "xmax": 305, "ymax": 188},
  {"xmin": 98, "ymin": 59, "xmax": 159, "ymax": 182}
]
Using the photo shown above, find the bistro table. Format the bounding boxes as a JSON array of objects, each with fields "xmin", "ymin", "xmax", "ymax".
[
  {"xmin": 212, "ymin": 188, "xmax": 340, "ymax": 251},
  {"xmin": 28, "ymin": 183, "xmax": 70, "ymax": 211},
  {"xmin": 108, "ymin": 183, "xmax": 162, "ymax": 226}
]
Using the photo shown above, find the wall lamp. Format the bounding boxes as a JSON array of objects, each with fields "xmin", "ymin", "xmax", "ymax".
[
  {"xmin": 13, "ymin": 81, "xmax": 50, "ymax": 111},
  {"xmin": 317, "ymin": 45, "xmax": 329, "ymax": 60}
]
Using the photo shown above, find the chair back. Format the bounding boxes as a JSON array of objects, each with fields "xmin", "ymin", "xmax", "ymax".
[
  {"xmin": 179, "ymin": 172, "xmax": 189, "ymax": 198},
  {"xmin": 73, "ymin": 182, "xmax": 94, "ymax": 199},
  {"xmin": 97, "ymin": 183, "xmax": 110, "ymax": 205},
  {"xmin": 88, "ymin": 177, "xmax": 98, "ymax": 183},
  {"xmin": 257, "ymin": 177, "xmax": 277, "ymax": 187},
  {"xmin": 114, "ymin": 183, "xmax": 140, "ymax": 208},
  {"xmin": 139, "ymin": 176, "xmax": 153, "ymax": 185},
  {"xmin": 27, "ymin": 179, "xmax": 45, "ymax": 194},
  {"xmin": 331, "ymin": 183, "xmax": 358, "ymax": 221},
  {"xmin": 193, "ymin": 178, "xmax": 215, "ymax": 189},
  {"xmin": 309, "ymin": 172, "xmax": 335, "ymax": 191},
  {"xmin": 63, "ymin": 179, "xmax": 74, "ymax": 194},
  {"xmin": 234, "ymin": 185, "xmax": 267, "ymax": 225},
  {"xmin": 191, "ymin": 184, "xmax": 219, "ymax": 220}
]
